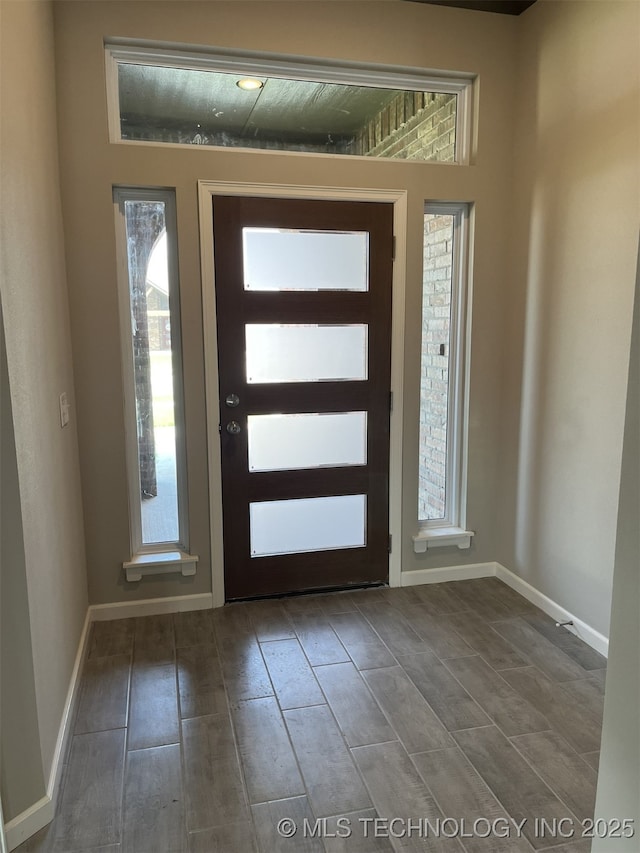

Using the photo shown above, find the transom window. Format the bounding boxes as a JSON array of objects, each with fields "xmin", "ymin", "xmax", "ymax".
[{"xmin": 106, "ymin": 44, "xmax": 473, "ymax": 163}]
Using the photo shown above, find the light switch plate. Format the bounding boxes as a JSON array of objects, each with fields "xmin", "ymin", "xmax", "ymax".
[{"xmin": 59, "ymin": 392, "xmax": 70, "ymax": 428}]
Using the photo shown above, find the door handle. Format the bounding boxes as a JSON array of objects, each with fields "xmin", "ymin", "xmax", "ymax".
[{"xmin": 226, "ymin": 421, "xmax": 242, "ymax": 435}]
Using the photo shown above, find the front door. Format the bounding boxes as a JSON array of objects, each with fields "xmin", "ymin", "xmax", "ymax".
[{"xmin": 213, "ymin": 195, "xmax": 393, "ymax": 599}]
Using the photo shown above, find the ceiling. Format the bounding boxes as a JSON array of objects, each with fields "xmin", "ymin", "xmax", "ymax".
[
  {"xmin": 405, "ymin": 0, "xmax": 536, "ymax": 14},
  {"xmin": 119, "ymin": 64, "xmax": 411, "ymax": 145}
]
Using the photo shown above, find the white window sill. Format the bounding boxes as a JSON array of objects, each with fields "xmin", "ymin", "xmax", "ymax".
[
  {"xmin": 123, "ymin": 550, "xmax": 199, "ymax": 582},
  {"xmin": 413, "ymin": 527, "xmax": 474, "ymax": 553}
]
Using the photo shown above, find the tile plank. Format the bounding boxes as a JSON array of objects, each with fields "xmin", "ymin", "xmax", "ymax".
[
  {"xmin": 173, "ymin": 609, "xmax": 216, "ymax": 648},
  {"xmin": 405, "ymin": 583, "xmax": 471, "ymax": 616},
  {"xmin": 358, "ymin": 603, "xmax": 426, "ymax": 655},
  {"xmin": 212, "ymin": 603, "xmax": 254, "ymax": 642},
  {"xmin": 232, "ymin": 696, "xmax": 304, "ymax": 803},
  {"xmin": 396, "ymin": 606, "xmax": 475, "ymax": 659},
  {"xmin": 281, "ymin": 595, "xmax": 325, "ymax": 617},
  {"xmin": 88, "ymin": 619, "xmax": 134, "ymax": 659},
  {"xmin": 362, "ymin": 666, "xmax": 452, "ymax": 753},
  {"xmin": 122, "ymin": 744, "xmax": 186, "ymax": 853},
  {"xmin": 521, "ymin": 614, "xmax": 608, "ymax": 671},
  {"xmin": 182, "ymin": 713, "xmax": 249, "ymax": 831},
  {"xmin": 292, "ymin": 613, "xmax": 351, "ymax": 666},
  {"xmin": 74, "ymin": 654, "xmax": 130, "ymax": 734},
  {"xmin": 510, "ymin": 731, "xmax": 598, "ymax": 821},
  {"xmin": 284, "ymin": 705, "xmax": 371, "ymax": 818},
  {"xmin": 53, "ymin": 730, "xmax": 125, "ymax": 851},
  {"xmin": 252, "ymin": 798, "xmax": 324, "ymax": 853},
  {"xmin": 314, "ymin": 662, "xmax": 396, "ymax": 747},
  {"xmin": 448, "ymin": 612, "xmax": 527, "ymax": 670},
  {"xmin": 352, "ymin": 741, "xmax": 463, "ymax": 852},
  {"xmin": 128, "ymin": 663, "xmax": 180, "ymax": 750},
  {"xmin": 133, "ymin": 614, "xmax": 175, "ymax": 665},
  {"xmin": 478, "ymin": 578, "xmax": 539, "ymax": 615},
  {"xmin": 411, "ymin": 747, "xmax": 532, "ymax": 853},
  {"xmin": 398, "ymin": 651, "xmax": 490, "ymax": 731},
  {"xmin": 316, "ymin": 589, "xmax": 362, "ymax": 615},
  {"xmin": 177, "ymin": 643, "xmax": 227, "ymax": 719},
  {"xmin": 502, "ymin": 667, "xmax": 603, "ymax": 754},
  {"xmin": 447, "ymin": 580, "xmax": 515, "ymax": 621},
  {"xmin": 189, "ymin": 822, "xmax": 258, "ymax": 852},
  {"xmin": 490, "ymin": 619, "xmax": 589, "ymax": 682},
  {"xmin": 559, "ymin": 677, "xmax": 605, "ymax": 723},
  {"xmin": 444, "ymin": 655, "xmax": 550, "ymax": 736},
  {"xmin": 261, "ymin": 638, "xmax": 324, "ymax": 710},
  {"xmin": 453, "ymin": 726, "xmax": 570, "ymax": 849},
  {"xmin": 247, "ymin": 599, "xmax": 296, "ymax": 642},
  {"xmin": 581, "ymin": 751, "xmax": 600, "ymax": 771},
  {"xmin": 322, "ymin": 809, "xmax": 394, "ymax": 852},
  {"xmin": 219, "ymin": 634, "xmax": 273, "ymax": 704},
  {"xmin": 328, "ymin": 612, "xmax": 397, "ymax": 670}
]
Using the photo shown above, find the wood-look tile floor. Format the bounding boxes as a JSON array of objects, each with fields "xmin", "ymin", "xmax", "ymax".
[{"xmin": 18, "ymin": 579, "xmax": 607, "ymax": 853}]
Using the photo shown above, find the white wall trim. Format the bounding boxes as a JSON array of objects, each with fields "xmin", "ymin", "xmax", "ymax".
[
  {"xmin": 401, "ymin": 562, "xmax": 496, "ymax": 586},
  {"xmin": 198, "ymin": 180, "xmax": 408, "ymax": 602},
  {"xmin": 4, "ymin": 797, "xmax": 54, "ymax": 852},
  {"xmin": 5, "ymin": 590, "xmax": 215, "ymax": 849},
  {"xmin": 495, "ymin": 563, "xmax": 609, "ymax": 658},
  {"xmin": 4, "ymin": 609, "xmax": 91, "ymax": 851},
  {"xmin": 45, "ymin": 610, "xmax": 91, "ymax": 806},
  {"xmin": 401, "ymin": 561, "xmax": 608, "ymax": 658},
  {"xmin": 89, "ymin": 592, "xmax": 213, "ymax": 622}
]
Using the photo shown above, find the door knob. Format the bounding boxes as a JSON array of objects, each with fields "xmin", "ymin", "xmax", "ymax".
[
  {"xmin": 226, "ymin": 421, "xmax": 242, "ymax": 435},
  {"xmin": 225, "ymin": 393, "xmax": 240, "ymax": 408}
]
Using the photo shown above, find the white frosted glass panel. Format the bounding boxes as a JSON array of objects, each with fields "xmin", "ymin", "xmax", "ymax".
[
  {"xmin": 250, "ymin": 494, "xmax": 366, "ymax": 557},
  {"xmin": 246, "ymin": 324, "xmax": 368, "ymax": 384},
  {"xmin": 248, "ymin": 412, "xmax": 367, "ymax": 472},
  {"xmin": 243, "ymin": 228, "xmax": 368, "ymax": 291}
]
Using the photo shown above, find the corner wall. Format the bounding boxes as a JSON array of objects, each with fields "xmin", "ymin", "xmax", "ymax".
[
  {"xmin": 593, "ymin": 242, "xmax": 639, "ymax": 849},
  {"xmin": 0, "ymin": 316, "xmax": 45, "ymax": 822},
  {"xmin": 500, "ymin": 0, "xmax": 640, "ymax": 637},
  {"xmin": 0, "ymin": 0, "xmax": 89, "ymax": 794}
]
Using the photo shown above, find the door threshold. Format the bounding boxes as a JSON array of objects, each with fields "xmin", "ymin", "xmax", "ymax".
[{"xmin": 226, "ymin": 581, "xmax": 388, "ymax": 605}]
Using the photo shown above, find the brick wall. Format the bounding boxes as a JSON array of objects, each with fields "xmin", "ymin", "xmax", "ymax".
[
  {"xmin": 355, "ymin": 92, "xmax": 456, "ymax": 161},
  {"xmin": 419, "ymin": 214, "xmax": 453, "ymax": 520}
]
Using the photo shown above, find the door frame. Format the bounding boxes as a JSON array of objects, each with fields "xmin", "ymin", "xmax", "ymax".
[{"xmin": 198, "ymin": 181, "xmax": 407, "ymax": 606}]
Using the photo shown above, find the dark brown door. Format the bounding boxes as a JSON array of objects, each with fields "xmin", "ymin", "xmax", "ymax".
[{"xmin": 213, "ymin": 195, "xmax": 393, "ymax": 600}]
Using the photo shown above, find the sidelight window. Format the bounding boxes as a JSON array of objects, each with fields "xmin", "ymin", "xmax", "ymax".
[
  {"xmin": 415, "ymin": 203, "xmax": 473, "ymax": 551},
  {"xmin": 114, "ymin": 188, "xmax": 192, "ymax": 572}
]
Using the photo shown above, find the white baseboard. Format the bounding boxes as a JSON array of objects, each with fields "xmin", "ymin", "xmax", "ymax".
[
  {"xmin": 401, "ymin": 560, "xmax": 607, "ymax": 658},
  {"xmin": 495, "ymin": 563, "xmax": 609, "ymax": 658},
  {"xmin": 400, "ymin": 562, "xmax": 496, "ymax": 586},
  {"xmin": 4, "ymin": 591, "xmax": 214, "ymax": 850},
  {"xmin": 89, "ymin": 591, "xmax": 214, "ymax": 621},
  {"xmin": 46, "ymin": 609, "xmax": 92, "ymax": 803},
  {"xmin": 5, "ymin": 608, "xmax": 92, "ymax": 852},
  {"xmin": 4, "ymin": 796, "xmax": 54, "ymax": 852}
]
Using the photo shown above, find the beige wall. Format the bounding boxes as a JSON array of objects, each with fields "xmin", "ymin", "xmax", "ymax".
[
  {"xmin": 0, "ymin": 316, "xmax": 45, "ymax": 822},
  {"xmin": 499, "ymin": 0, "xmax": 639, "ymax": 636},
  {"xmin": 53, "ymin": 0, "xmax": 518, "ymax": 604},
  {"xmin": 0, "ymin": 0, "xmax": 88, "ymax": 790},
  {"xmin": 593, "ymin": 242, "xmax": 639, "ymax": 849}
]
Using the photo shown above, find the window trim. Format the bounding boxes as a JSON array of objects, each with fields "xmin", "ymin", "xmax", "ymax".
[
  {"xmin": 104, "ymin": 42, "xmax": 474, "ymax": 165},
  {"xmin": 414, "ymin": 202, "xmax": 473, "ymax": 551},
  {"xmin": 113, "ymin": 187, "xmax": 192, "ymax": 568}
]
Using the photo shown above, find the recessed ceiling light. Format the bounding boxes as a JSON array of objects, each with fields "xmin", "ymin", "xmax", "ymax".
[{"xmin": 236, "ymin": 78, "xmax": 264, "ymax": 91}]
